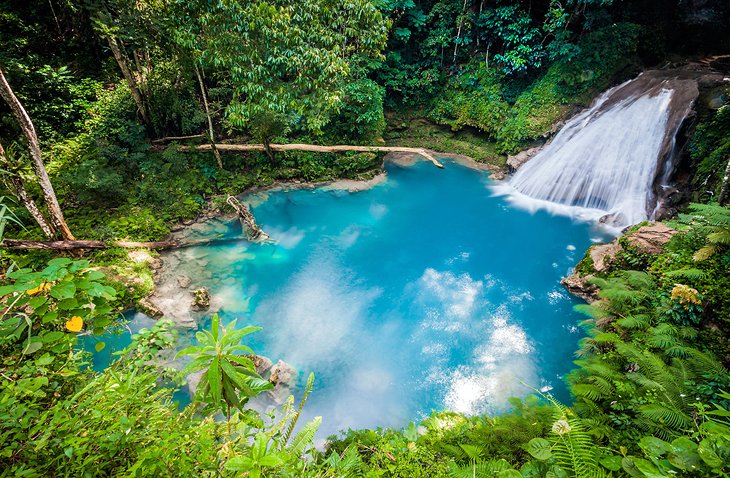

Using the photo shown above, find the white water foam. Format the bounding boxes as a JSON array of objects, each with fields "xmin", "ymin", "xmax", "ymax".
[{"xmin": 493, "ymin": 77, "xmax": 678, "ymax": 228}]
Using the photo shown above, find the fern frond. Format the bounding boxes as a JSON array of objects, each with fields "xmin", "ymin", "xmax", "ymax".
[
  {"xmin": 572, "ymin": 384, "xmax": 605, "ymax": 402},
  {"xmin": 694, "ymin": 244, "xmax": 717, "ymax": 261},
  {"xmin": 616, "ymin": 314, "xmax": 651, "ymax": 330},
  {"xmin": 282, "ymin": 372, "xmax": 315, "ymax": 447},
  {"xmin": 664, "ymin": 345, "xmax": 693, "ymax": 358},
  {"xmin": 663, "ymin": 268, "xmax": 707, "ymax": 282},
  {"xmin": 639, "ymin": 403, "xmax": 693, "ymax": 431},
  {"xmin": 287, "ymin": 416, "xmax": 321, "ymax": 457},
  {"xmin": 647, "ymin": 334, "xmax": 677, "ymax": 350}
]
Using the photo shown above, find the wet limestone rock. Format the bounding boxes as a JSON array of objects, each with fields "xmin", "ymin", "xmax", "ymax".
[
  {"xmin": 176, "ymin": 275, "xmax": 192, "ymax": 288},
  {"xmin": 561, "ymin": 274, "xmax": 599, "ymax": 303},
  {"xmin": 191, "ymin": 287, "xmax": 210, "ymax": 310},
  {"xmin": 507, "ymin": 146, "xmax": 542, "ymax": 172},
  {"xmin": 589, "ymin": 242, "xmax": 623, "ymax": 273},
  {"xmin": 138, "ymin": 297, "xmax": 164, "ymax": 318},
  {"xmin": 266, "ymin": 360, "xmax": 298, "ymax": 404},
  {"xmin": 626, "ymin": 222, "xmax": 678, "ymax": 255},
  {"xmin": 247, "ymin": 354, "xmax": 274, "ymax": 376}
]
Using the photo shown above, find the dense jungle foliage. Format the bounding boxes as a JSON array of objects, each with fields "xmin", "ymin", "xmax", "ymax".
[{"xmin": 1, "ymin": 0, "xmax": 730, "ymax": 476}]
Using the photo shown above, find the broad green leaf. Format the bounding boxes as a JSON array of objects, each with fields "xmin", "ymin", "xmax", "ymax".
[
  {"xmin": 525, "ymin": 438, "xmax": 552, "ymax": 461},
  {"xmin": 600, "ymin": 455, "xmax": 623, "ymax": 471},
  {"xmin": 639, "ymin": 436, "xmax": 671, "ymax": 457},
  {"xmin": 23, "ymin": 340, "xmax": 43, "ymax": 355},
  {"xmin": 697, "ymin": 438, "xmax": 724, "ymax": 468},
  {"xmin": 633, "ymin": 458, "xmax": 668, "ymax": 478},
  {"xmin": 209, "ymin": 356, "xmax": 222, "ymax": 406},
  {"xmin": 85, "ymin": 270, "xmax": 106, "ymax": 281},
  {"xmin": 95, "ymin": 342, "xmax": 106, "ymax": 352},
  {"xmin": 257, "ymin": 453, "xmax": 285, "ymax": 467},
  {"xmin": 224, "ymin": 456, "xmax": 254, "ymax": 471},
  {"xmin": 211, "ymin": 314, "xmax": 219, "ymax": 342},
  {"xmin": 50, "ymin": 281, "xmax": 76, "ymax": 300},
  {"xmin": 498, "ymin": 471, "xmax": 522, "ymax": 478},
  {"xmin": 41, "ymin": 331, "xmax": 65, "ymax": 343},
  {"xmin": 47, "ymin": 258, "xmax": 72, "ymax": 268},
  {"xmin": 35, "ymin": 353, "xmax": 54, "ymax": 366},
  {"xmin": 668, "ymin": 437, "xmax": 700, "ymax": 471}
]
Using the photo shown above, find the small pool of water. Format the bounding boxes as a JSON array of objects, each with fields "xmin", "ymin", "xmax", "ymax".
[{"xmin": 89, "ymin": 158, "xmax": 610, "ymax": 437}]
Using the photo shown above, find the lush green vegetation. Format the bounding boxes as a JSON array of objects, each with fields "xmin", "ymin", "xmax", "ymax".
[{"xmin": 1, "ymin": 0, "xmax": 730, "ymax": 476}]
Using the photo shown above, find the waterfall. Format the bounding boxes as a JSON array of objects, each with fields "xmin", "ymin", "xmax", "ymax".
[{"xmin": 494, "ymin": 72, "xmax": 698, "ymax": 229}]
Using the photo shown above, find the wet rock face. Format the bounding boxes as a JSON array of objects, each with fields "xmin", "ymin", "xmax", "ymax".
[
  {"xmin": 589, "ymin": 242, "xmax": 623, "ymax": 273},
  {"xmin": 507, "ymin": 146, "xmax": 542, "ymax": 172},
  {"xmin": 626, "ymin": 223, "xmax": 678, "ymax": 255},
  {"xmin": 561, "ymin": 273, "xmax": 599, "ymax": 303}
]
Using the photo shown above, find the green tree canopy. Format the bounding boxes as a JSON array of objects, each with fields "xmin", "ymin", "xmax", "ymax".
[{"xmin": 171, "ymin": 0, "xmax": 388, "ymax": 134}]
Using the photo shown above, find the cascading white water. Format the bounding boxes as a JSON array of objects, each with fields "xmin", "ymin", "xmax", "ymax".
[{"xmin": 493, "ymin": 73, "xmax": 698, "ymax": 229}]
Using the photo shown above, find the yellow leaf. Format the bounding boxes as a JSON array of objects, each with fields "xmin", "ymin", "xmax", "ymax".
[
  {"xmin": 27, "ymin": 282, "xmax": 51, "ymax": 295},
  {"xmin": 65, "ymin": 316, "xmax": 83, "ymax": 333}
]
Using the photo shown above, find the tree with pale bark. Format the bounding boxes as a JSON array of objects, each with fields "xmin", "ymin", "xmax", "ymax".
[{"xmin": 0, "ymin": 65, "xmax": 74, "ymax": 240}]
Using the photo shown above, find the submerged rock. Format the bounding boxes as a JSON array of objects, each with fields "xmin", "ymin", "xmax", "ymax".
[{"xmin": 176, "ymin": 275, "xmax": 192, "ymax": 288}]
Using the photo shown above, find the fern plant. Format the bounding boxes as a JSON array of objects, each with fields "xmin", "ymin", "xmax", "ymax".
[
  {"xmin": 677, "ymin": 203, "xmax": 730, "ymax": 261},
  {"xmin": 524, "ymin": 396, "xmax": 610, "ymax": 478}
]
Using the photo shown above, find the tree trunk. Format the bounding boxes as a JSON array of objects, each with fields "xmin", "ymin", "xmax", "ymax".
[
  {"xmin": 0, "ymin": 65, "xmax": 75, "ymax": 240},
  {"xmin": 453, "ymin": 0, "xmax": 469, "ymax": 64},
  {"xmin": 107, "ymin": 36, "xmax": 150, "ymax": 127},
  {"xmin": 0, "ymin": 142, "xmax": 55, "ymax": 238},
  {"xmin": 189, "ymin": 143, "xmax": 444, "ymax": 168},
  {"xmin": 2, "ymin": 239, "xmax": 179, "ymax": 250},
  {"xmin": 1, "ymin": 237, "xmax": 251, "ymax": 250},
  {"xmin": 718, "ymin": 156, "xmax": 730, "ymax": 206},
  {"xmin": 194, "ymin": 64, "xmax": 223, "ymax": 169}
]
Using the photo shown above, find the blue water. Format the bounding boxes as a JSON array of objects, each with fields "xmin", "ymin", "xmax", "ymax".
[
  {"xmin": 85, "ymin": 158, "xmax": 608, "ymax": 436},
  {"xmin": 156, "ymin": 158, "xmax": 605, "ymax": 436}
]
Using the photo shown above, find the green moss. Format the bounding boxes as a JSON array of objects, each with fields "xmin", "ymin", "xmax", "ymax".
[{"xmin": 574, "ymin": 248, "xmax": 596, "ymax": 276}]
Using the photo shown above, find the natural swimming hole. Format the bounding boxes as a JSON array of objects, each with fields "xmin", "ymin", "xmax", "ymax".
[{"xmin": 85, "ymin": 157, "xmax": 612, "ymax": 437}]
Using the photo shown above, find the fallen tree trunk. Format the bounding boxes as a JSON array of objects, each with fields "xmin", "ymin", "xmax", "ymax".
[
  {"xmin": 190, "ymin": 143, "xmax": 445, "ymax": 168},
  {"xmin": 151, "ymin": 134, "xmax": 205, "ymax": 144},
  {"xmin": 1, "ymin": 239, "xmax": 180, "ymax": 250},
  {"xmin": 1, "ymin": 237, "xmax": 249, "ymax": 251},
  {"xmin": 227, "ymin": 195, "xmax": 269, "ymax": 241}
]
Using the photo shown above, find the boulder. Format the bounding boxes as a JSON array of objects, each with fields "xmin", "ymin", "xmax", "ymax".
[
  {"xmin": 266, "ymin": 360, "xmax": 298, "ymax": 404},
  {"xmin": 191, "ymin": 287, "xmax": 210, "ymax": 310},
  {"xmin": 589, "ymin": 242, "xmax": 622, "ymax": 273},
  {"xmin": 246, "ymin": 354, "xmax": 274, "ymax": 375},
  {"xmin": 561, "ymin": 273, "xmax": 599, "ymax": 303},
  {"xmin": 176, "ymin": 275, "xmax": 192, "ymax": 288}
]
